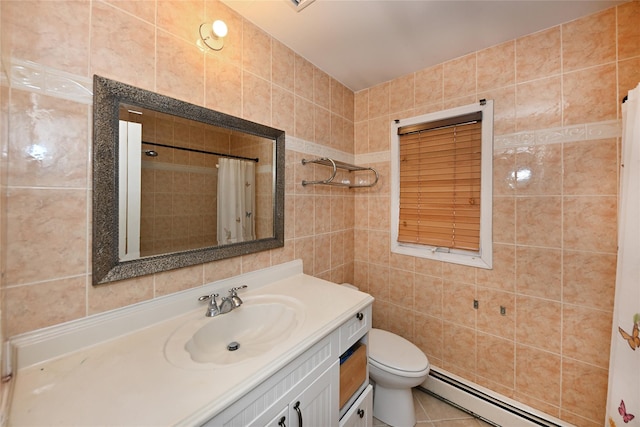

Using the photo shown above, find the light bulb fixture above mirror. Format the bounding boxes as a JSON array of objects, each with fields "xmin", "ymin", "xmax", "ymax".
[{"xmin": 198, "ymin": 20, "xmax": 228, "ymax": 51}]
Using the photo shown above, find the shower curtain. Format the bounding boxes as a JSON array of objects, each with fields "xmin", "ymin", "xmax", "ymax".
[
  {"xmin": 606, "ymin": 83, "xmax": 640, "ymax": 427},
  {"xmin": 217, "ymin": 157, "xmax": 256, "ymax": 245}
]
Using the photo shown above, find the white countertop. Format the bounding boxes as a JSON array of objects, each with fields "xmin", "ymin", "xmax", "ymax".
[{"xmin": 8, "ymin": 261, "xmax": 373, "ymax": 426}]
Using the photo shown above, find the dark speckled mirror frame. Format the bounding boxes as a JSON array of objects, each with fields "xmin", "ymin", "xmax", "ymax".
[{"xmin": 92, "ymin": 75, "xmax": 285, "ymax": 285}]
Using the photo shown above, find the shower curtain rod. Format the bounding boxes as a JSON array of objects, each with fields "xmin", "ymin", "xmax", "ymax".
[{"xmin": 142, "ymin": 140, "xmax": 259, "ymax": 162}]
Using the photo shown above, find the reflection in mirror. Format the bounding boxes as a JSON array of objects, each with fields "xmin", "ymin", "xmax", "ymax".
[{"xmin": 93, "ymin": 76, "xmax": 284, "ymax": 285}]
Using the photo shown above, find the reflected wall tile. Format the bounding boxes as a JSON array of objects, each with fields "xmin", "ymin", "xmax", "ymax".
[
  {"xmin": 477, "ymin": 41, "xmax": 515, "ymax": 92},
  {"xmin": 6, "ymin": 188, "xmax": 86, "ymax": 285},
  {"xmin": 516, "ymin": 296, "xmax": 561, "ymax": 353},
  {"xmin": 562, "ymin": 8, "xmax": 616, "ymax": 72},
  {"xmin": 90, "ymin": 2, "xmax": 156, "ymax": 90},
  {"xmin": 515, "ymin": 27, "xmax": 561, "ymax": 83},
  {"xmin": 563, "ymin": 250, "xmax": 616, "ymax": 311},
  {"xmin": 515, "ymin": 196, "xmax": 562, "ymax": 248},
  {"xmin": 617, "ymin": 1, "xmax": 640, "ymax": 60},
  {"xmin": 514, "ymin": 144, "xmax": 562, "ymax": 196},
  {"xmin": 243, "ymin": 23, "xmax": 271, "ymax": 81},
  {"xmin": 156, "ymin": 30, "xmax": 204, "ymax": 106},
  {"xmin": 563, "ymin": 64, "xmax": 617, "ymax": 126},
  {"xmin": 516, "ymin": 246, "xmax": 562, "ymax": 301},
  {"xmin": 9, "ymin": 91, "xmax": 88, "ymax": 188},
  {"xmin": 562, "ymin": 305, "xmax": 612, "ymax": 368},
  {"xmin": 563, "ymin": 139, "xmax": 617, "ymax": 195},
  {"xmin": 415, "ymin": 65, "xmax": 443, "ymax": 107},
  {"xmin": 389, "ymin": 73, "xmax": 414, "ymax": 115},
  {"xmin": 272, "ymin": 39, "xmax": 295, "ymax": 92},
  {"xmin": 88, "ymin": 275, "xmax": 154, "ymax": 315},
  {"xmin": 414, "ymin": 274, "xmax": 443, "ymax": 318},
  {"xmin": 563, "ymin": 196, "xmax": 617, "ymax": 253},
  {"xmin": 6, "ymin": 277, "xmax": 86, "ymax": 336},
  {"xmin": 443, "ymin": 54, "xmax": 476, "ymax": 99},
  {"xmin": 515, "ymin": 76, "xmax": 562, "ymax": 131},
  {"xmin": 205, "ymin": 55, "xmax": 242, "ymax": 117},
  {"xmin": 5, "ymin": 0, "xmax": 90, "ymax": 76},
  {"xmin": 476, "ymin": 333, "xmax": 514, "ymax": 388},
  {"xmin": 368, "ymin": 82, "xmax": 389, "ymax": 119},
  {"xmin": 561, "ymin": 358, "xmax": 608, "ymax": 424},
  {"xmin": 515, "ymin": 344, "xmax": 561, "ymax": 405},
  {"xmin": 242, "ymin": 72, "xmax": 271, "ymax": 125}
]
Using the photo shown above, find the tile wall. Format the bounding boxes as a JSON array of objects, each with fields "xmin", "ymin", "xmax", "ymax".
[
  {"xmin": 352, "ymin": 3, "xmax": 639, "ymax": 426},
  {"xmin": 0, "ymin": 0, "xmax": 355, "ymax": 334},
  {"xmin": 0, "ymin": 1, "xmax": 638, "ymax": 426}
]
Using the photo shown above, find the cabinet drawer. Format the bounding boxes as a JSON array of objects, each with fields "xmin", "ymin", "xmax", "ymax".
[
  {"xmin": 339, "ymin": 305, "xmax": 371, "ymax": 353},
  {"xmin": 339, "ymin": 384, "xmax": 373, "ymax": 427}
]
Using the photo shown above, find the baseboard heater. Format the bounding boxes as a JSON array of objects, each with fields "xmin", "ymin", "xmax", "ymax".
[{"xmin": 421, "ymin": 369, "xmax": 574, "ymax": 427}]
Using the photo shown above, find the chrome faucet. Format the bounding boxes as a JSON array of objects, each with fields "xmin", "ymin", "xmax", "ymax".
[{"xmin": 198, "ymin": 285, "xmax": 248, "ymax": 317}]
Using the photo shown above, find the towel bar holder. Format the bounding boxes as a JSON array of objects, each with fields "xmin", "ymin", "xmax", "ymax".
[{"xmin": 301, "ymin": 157, "xmax": 379, "ymax": 188}]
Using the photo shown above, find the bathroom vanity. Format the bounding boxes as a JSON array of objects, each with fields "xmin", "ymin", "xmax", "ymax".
[{"xmin": 7, "ymin": 260, "xmax": 374, "ymax": 426}]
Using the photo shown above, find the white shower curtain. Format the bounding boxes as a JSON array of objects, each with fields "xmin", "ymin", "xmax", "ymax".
[
  {"xmin": 217, "ymin": 157, "xmax": 256, "ymax": 245},
  {"xmin": 606, "ymin": 83, "xmax": 640, "ymax": 427}
]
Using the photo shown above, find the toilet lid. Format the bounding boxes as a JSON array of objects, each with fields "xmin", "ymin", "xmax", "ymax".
[{"xmin": 368, "ymin": 328, "xmax": 429, "ymax": 373}]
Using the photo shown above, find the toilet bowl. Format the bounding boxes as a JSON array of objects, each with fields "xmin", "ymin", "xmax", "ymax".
[
  {"xmin": 368, "ymin": 328, "xmax": 430, "ymax": 427},
  {"xmin": 340, "ymin": 284, "xmax": 430, "ymax": 426}
]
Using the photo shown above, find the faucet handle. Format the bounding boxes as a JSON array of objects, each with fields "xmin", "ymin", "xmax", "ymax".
[
  {"xmin": 229, "ymin": 285, "xmax": 247, "ymax": 307},
  {"xmin": 198, "ymin": 293, "xmax": 219, "ymax": 303}
]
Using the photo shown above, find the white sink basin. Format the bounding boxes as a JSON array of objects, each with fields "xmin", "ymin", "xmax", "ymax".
[{"xmin": 164, "ymin": 294, "xmax": 305, "ymax": 369}]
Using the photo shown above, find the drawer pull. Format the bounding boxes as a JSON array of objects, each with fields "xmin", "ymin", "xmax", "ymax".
[
  {"xmin": 278, "ymin": 416, "xmax": 286, "ymax": 427},
  {"xmin": 356, "ymin": 312, "xmax": 364, "ymax": 321},
  {"xmin": 357, "ymin": 408, "xmax": 365, "ymax": 418}
]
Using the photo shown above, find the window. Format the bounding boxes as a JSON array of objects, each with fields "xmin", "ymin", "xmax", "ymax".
[{"xmin": 391, "ymin": 101, "xmax": 493, "ymax": 269}]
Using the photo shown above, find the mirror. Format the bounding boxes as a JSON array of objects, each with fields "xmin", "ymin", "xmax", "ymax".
[{"xmin": 93, "ymin": 76, "xmax": 285, "ymax": 285}]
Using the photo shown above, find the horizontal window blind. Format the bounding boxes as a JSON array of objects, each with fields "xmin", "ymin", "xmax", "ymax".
[{"xmin": 398, "ymin": 116, "xmax": 482, "ymax": 251}]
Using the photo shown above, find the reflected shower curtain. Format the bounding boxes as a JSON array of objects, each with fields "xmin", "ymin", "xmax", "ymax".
[
  {"xmin": 606, "ymin": 83, "xmax": 640, "ymax": 427},
  {"xmin": 217, "ymin": 158, "xmax": 256, "ymax": 245}
]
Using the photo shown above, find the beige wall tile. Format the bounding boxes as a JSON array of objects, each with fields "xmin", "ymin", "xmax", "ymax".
[
  {"xmin": 414, "ymin": 274, "xmax": 443, "ymax": 318},
  {"xmin": 493, "ymin": 149, "xmax": 516, "ymax": 196},
  {"xmin": 515, "ymin": 344, "xmax": 561, "ymax": 406},
  {"xmin": 442, "ymin": 322, "xmax": 476, "ymax": 373},
  {"xmin": 106, "ymin": 0, "xmax": 156, "ymax": 24},
  {"xmin": 272, "ymin": 85, "xmax": 295, "ymax": 136},
  {"xmin": 442, "ymin": 280, "xmax": 476, "ymax": 326},
  {"xmin": 387, "ymin": 303, "xmax": 413, "ymax": 342},
  {"xmin": 156, "ymin": 30, "xmax": 204, "ymax": 105},
  {"xmin": 243, "ymin": 23, "xmax": 271, "ymax": 81},
  {"xmin": 563, "ymin": 139, "xmax": 618, "ymax": 195},
  {"xmin": 368, "ymin": 82, "xmax": 389, "ymax": 119},
  {"xmin": 7, "ymin": 277, "xmax": 86, "ymax": 336},
  {"xmin": 562, "ymin": 8, "xmax": 616, "ymax": 72},
  {"xmin": 561, "ymin": 358, "xmax": 608, "ymax": 424},
  {"xmin": 476, "ymin": 287, "xmax": 515, "ymax": 339},
  {"xmin": 415, "ymin": 65, "xmax": 443, "ymax": 107},
  {"xmin": 354, "ymin": 90, "xmax": 369, "ymax": 122},
  {"xmin": 516, "ymin": 246, "xmax": 562, "ymax": 301},
  {"xmin": 563, "ymin": 196, "xmax": 617, "ymax": 253},
  {"xmin": 562, "ymin": 304, "xmax": 612, "ymax": 368},
  {"xmin": 389, "ymin": 73, "xmax": 415, "ymax": 115},
  {"xmin": 514, "ymin": 144, "xmax": 562, "ymax": 196},
  {"xmin": 492, "ymin": 197, "xmax": 515, "ymax": 244},
  {"xmin": 563, "ymin": 64, "xmax": 617, "ymax": 125},
  {"xmin": 88, "ymin": 275, "xmax": 154, "ymax": 316},
  {"xmin": 618, "ymin": 57, "xmax": 640, "ymax": 103},
  {"xmin": 478, "ymin": 85, "xmax": 516, "ymax": 136},
  {"xmin": 563, "ymin": 250, "xmax": 616, "ymax": 311},
  {"xmin": 516, "ymin": 196, "xmax": 562, "ymax": 248},
  {"xmin": 476, "ymin": 333, "xmax": 514, "ymax": 388},
  {"xmin": 477, "ymin": 41, "xmax": 515, "ymax": 92},
  {"xmin": 516, "ymin": 295, "xmax": 561, "ymax": 353},
  {"xmin": 368, "ymin": 262, "xmax": 389, "ymax": 302},
  {"xmin": 515, "ymin": 27, "xmax": 561, "ymax": 83},
  {"xmin": 515, "ymin": 76, "xmax": 562, "ymax": 131},
  {"xmin": 294, "ymin": 55, "xmax": 314, "ymax": 102},
  {"xmin": 331, "ymin": 79, "xmax": 346, "ymax": 118},
  {"xmin": 414, "ymin": 313, "xmax": 443, "ymax": 364},
  {"xmin": 158, "ymin": 0, "xmax": 203, "ymax": 43},
  {"xmin": 294, "ymin": 95, "xmax": 315, "ymax": 141},
  {"xmin": 617, "ymin": 1, "xmax": 640, "ymax": 61},
  {"xmin": 155, "ymin": 265, "xmax": 204, "ymax": 296},
  {"xmin": 443, "ymin": 54, "xmax": 476, "ymax": 99},
  {"xmin": 242, "ymin": 72, "xmax": 271, "ymax": 125},
  {"xmin": 272, "ymin": 40, "xmax": 295, "ymax": 92}
]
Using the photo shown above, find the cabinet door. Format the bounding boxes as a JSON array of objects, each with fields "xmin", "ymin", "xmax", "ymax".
[{"xmin": 288, "ymin": 361, "xmax": 339, "ymax": 427}]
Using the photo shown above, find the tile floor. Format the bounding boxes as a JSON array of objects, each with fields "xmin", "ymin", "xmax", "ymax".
[{"xmin": 372, "ymin": 388, "xmax": 495, "ymax": 427}]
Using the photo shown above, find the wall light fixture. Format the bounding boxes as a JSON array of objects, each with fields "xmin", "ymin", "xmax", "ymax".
[{"xmin": 198, "ymin": 20, "xmax": 228, "ymax": 51}]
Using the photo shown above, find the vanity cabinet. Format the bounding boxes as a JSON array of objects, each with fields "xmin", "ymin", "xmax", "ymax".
[{"xmin": 204, "ymin": 304, "xmax": 373, "ymax": 427}]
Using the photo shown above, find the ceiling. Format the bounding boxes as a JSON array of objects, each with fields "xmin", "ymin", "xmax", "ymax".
[{"xmin": 221, "ymin": 0, "xmax": 623, "ymax": 92}]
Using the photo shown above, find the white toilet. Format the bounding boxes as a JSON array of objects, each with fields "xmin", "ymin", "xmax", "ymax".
[
  {"xmin": 368, "ymin": 328, "xmax": 430, "ymax": 427},
  {"xmin": 341, "ymin": 284, "xmax": 430, "ymax": 427}
]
